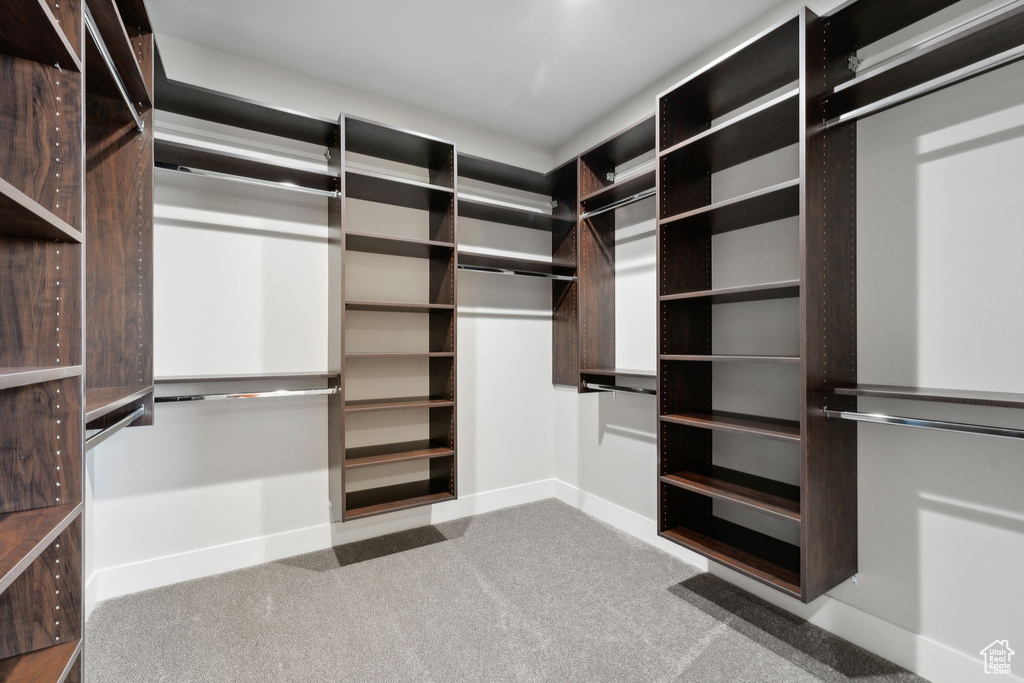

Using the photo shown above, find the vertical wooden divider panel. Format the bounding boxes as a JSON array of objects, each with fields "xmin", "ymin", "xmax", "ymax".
[{"xmin": 327, "ymin": 116, "xmax": 345, "ymax": 523}]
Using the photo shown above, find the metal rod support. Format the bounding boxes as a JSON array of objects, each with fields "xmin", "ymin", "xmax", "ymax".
[
  {"xmin": 84, "ymin": 5, "xmax": 145, "ymax": 133},
  {"xmin": 584, "ymin": 382, "xmax": 657, "ymax": 396},
  {"xmin": 156, "ymin": 162, "xmax": 341, "ymax": 198},
  {"xmin": 85, "ymin": 405, "xmax": 146, "ymax": 451},
  {"xmin": 580, "ymin": 187, "xmax": 656, "ymax": 220},
  {"xmin": 608, "ymin": 159, "xmax": 656, "ymax": 184},
  {"xmin": 156, "ymin": 388, "xmax": 339, "ymax": 403},
  {"xmin": 826, "ymin": 43, "xmax": 1024, "ymax": 128},
  {"xmin": 457, "ymin": 264, "xmax": 576, "ymax": 282},
  {"xmin": 823, "ymin": 407, "xmax": 1024, "ymax": 440}
]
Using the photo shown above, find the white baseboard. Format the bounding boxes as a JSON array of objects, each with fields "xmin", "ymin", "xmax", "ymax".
[
  {"xmin": 88, "ymin": 478, "xmax": 1013, "ymax": 683},
  {"xmin": 552, "ymin": 480, "xmax": 1015, "ymax": 683},
  {"xmin": 90, "ymin": 478, "xmax": 556, "ymax": 606}
]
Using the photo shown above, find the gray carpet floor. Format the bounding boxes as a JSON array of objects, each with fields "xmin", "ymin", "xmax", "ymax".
[{"xmin": 86, "ymin": 499, "xmax": 925, "ymax": 682}]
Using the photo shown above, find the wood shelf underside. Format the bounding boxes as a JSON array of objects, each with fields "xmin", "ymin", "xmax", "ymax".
[
  {"xmin": 661, "ymin": 468, "xmax": 800, "ymax": 522},
  {"xmin": 661, "ymin": 411, "xmax": 801, "ymax": 443},
  {"xmin": 345, "ymin": 481, "xmax": 454, "ymax": 520}
]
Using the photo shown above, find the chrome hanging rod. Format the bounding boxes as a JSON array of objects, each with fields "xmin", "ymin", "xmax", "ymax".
[
  {"xmin": 84, "ymin": 5, "xmax": 145, "ymax": 133},
  {"xmin": 458, "ymin": 192, "xmax": 554, "ymax": 215},
  {"xmin": 825, "ymin": 43, "xmax": 1024, "ymax": 128},
  {"xmin": 155, "ymin": 162, "xmax": 341, "ymax": 198},
  {"xmin": 156, "ymin": 388, "xmax": 339, "ymax": 403},
  {"xmin": 580, "ymin": 187, "xmax": 656, "ymax": 220},
  {"xmin": 584, "ymin": 382, "xmax": 657, "ymax": 396},
  {"xmin": 823, "ymin": 407, "xmax": 1024, "ymax": 440},
  {"xmin": 456, "ymin": 264, "xmax": 576, "ymax": 282},
  {"xmin": 85, "ymin": 405, "xmax": 146, "ymax": 451}
]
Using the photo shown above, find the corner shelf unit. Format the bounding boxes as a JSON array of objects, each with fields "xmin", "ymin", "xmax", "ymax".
[
  {"xmin": 656, "ymin": 10, "xmax": 858, "ymax": 603},
  {"xmin": 332, "ymin": 116, "xmax": 458, "ymax": 522},
  {"xmin": 455, "ymin": 153, "xmax": 579, "ymax": 387},
  {"xmin": 0, "ymin": 0, "xmax": 86, "ymax": 678},
  {"xmin": 576, "ymin": 116, "xmax": 657, "ymax": 394}
]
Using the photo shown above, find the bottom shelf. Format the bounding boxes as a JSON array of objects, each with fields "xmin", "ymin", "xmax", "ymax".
[
  {"xmin": 661, "ymin": 517, "xmax": 801, "ymax": 598},
  {"xmin": 0, "ymin": 640, "xmax": 80, "ymax": 683},
  {"xmin": 345, "ymin": 480, "xmax": 455, "ymax": 520}
]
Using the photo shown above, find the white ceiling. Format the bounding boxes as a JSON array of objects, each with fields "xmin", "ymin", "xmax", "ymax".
[{"xmin": 147, "ymin": 0, "xmax": 785, "ymax": 147}]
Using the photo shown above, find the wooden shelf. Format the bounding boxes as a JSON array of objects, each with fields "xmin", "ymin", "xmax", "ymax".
[
  {"xmin": 458, "ymin": 197, "xmax": 575, "ymax": 232},
  {"xmin": 824, "ymin": 0, "xmax": 961, "ymax": 49},
  {"xmin": 458, "ymin": 252, "xmax": 576, "ymax": 279},
  {"xmin": 345, "ymin": 231, "xmax": 453, "ymax": 259},
  {"xmin": 580, "ymin": 368, "xmax": 656, "ymax": 379},
  {"xmin": 660, "ymin": 280, "xmax": 800, "ymax": 305},
  {"xmin": 661, "ymin": 468, "xmax": 800, "ymax": 522},
  {"xmin": 0, "ymin": 177, "xmax": 83, "ymax": 243},
  {"xmin": 346, "ymin": 352, "xmax": 453, "ymax": 360},
  {"xmin": 0, "ymin": 639, "xmax": 81, "ymax": 683},
  {"xmin": 155, "ymin": 63, "xmax": 336, "ymax": 146},
  {"xmin": 155, "ymin": 138, "xmax": 338, "ymax": 193},
  {"xmin": 579, "ymin": 169, "xmax": 655, "ymax": 214},
  {"xmin": 658, "ymin": 15, "xmax": 799, "ymax": 150},
  {"xmin": 85, "ymin": 386, "xmax": 153, "ymax": 424},
  {"xmin": 345, "ymin": 301, "xmax": 454, "ymax": 314},
  {"xmin": 346, "ymin": 169, "xmax": 453, "ymax": 211},
  {"xmin": 88, "ymin": 0, "xmax": 151, "ymax": 107},
  {"xmin": 457, "ymin": 153, "xmax": 552, "ymax": 196},
  {"xmin": 826, "ymin": 3, "xmax": 1024, "ymax": 120},
  {"xmin": 661, "ymin": 354, "xmax": 800, "ymax": 364},
  {"xmin": 660, "ymin": 179, "xmax": 800, "ymax": 235},
  {"xmin": 345, "ymin": 480, "xmax": 454, "ymax": 520},
  {"xmin": 833, "ymin": 384, "xmax": 1024, "ymax": 409},
  {"xmin": 0, "ymin": 366, "xmax": 83, "ymax": 392},
  {"xmin": 0, "ymin": 504, "xmax": 81, "ymax": 594},
  {"xmin": 661, "ymin": 520, "xmax": 801, "ymax": 597},
  {"xmin": 345, "ymin": 440, "xmax": 454, "ymax": 470},
  {"xmin": 581, "ymin": 115, "xmax": 656, "ymax": 169},
  {"xmin": 661, "ymin": 411, "xmax": 801, "ymax": 443},
  {"xmin": 660, "ymin": 89, "xmax": 800, "ymax": 172},
  {"xmin": 346, "ymin": 117, "xmax": 454, "ymax": 177},
  {"xmin": 344, "ymin": 396, "xmax": 455, "ymax": 413},
  {"xmin": 155, "ymin": 372, "xmax": 335, "ymax": 384},
  {"xmin": 0, "ymin": 0, "xmax": 82, "ymax": 71}
]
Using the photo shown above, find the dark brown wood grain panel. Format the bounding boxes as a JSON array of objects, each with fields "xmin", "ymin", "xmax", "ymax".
[
  {"xmin": 824, "ymin": 0, "xmax": 961, "ymax": 50},
  {"xmin": 0, "ymin": 639, "xmax": 80, "ymax": 683},
  {"xmin": 0, "ymin": 504, "xmax": 79, "ymax": 590},
  {"xmin": 661, "ymin": 467, "xmax": 801, "ymax": 522},
  {"xmin": 800, "ymin": 9, "xmax": 859, "ymax": 602},
  {"xmin": 0, "ymin": 377, "xmax": 82, "ymax": 515},
  {"xmin": 0, "ymin": 0, "xmax": 82, "ymax": 71},
  {"xmin": 345, "ymin": 480, "xmax": 454, "ymax": 520},
  {"xmin": 0, "ymin": 55, "xmax": 83, "ymax": 232},
  {"xmin": 0, "ymin": 518, "xmax": 81, "ymax": 660},
  {"xmin": 327, "ymin": 118, "xmax": 344, "ymax": 523},
  {"xmin": 577, "ymin": 213, "xmax": 615, "ymax": 391},
  {"xmin": 551, "ymin": 158, "xmax": 579, "ymax": 387},
  {"xmin": 85, "ymin": 0, "xmax": 150, "ymax": 108}
]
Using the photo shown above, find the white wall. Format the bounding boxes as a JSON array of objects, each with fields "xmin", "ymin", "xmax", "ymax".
[{"xmin": 87, "ymin": 8, "xmax": 1024, "ymax": 683}]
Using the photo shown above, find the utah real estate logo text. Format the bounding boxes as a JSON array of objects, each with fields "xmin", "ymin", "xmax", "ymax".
[{"xmin": 981, "ymin": 640, "xmax": 1015, "ymax": 675}]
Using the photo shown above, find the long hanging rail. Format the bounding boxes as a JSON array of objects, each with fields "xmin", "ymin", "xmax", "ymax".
[
  {"xmin": 84, "ymin": 5, "xmax": 145, "ymax": 132},
  {"xmin": 823, "ymin": 407, "xmax": 1024, "ymax": 440},
  {"xmin": 155, "ymin": 162, "xmax": 341, "ymax": 197}
]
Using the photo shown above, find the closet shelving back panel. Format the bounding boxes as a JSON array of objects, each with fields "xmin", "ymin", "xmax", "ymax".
[
  {"xmin": 656, "ymin": 9, "xmax": 858, "ymax": 603},
  {"xmin": 0, "ymin": 0, "xmax": 86, "ymax": 679},
  {"xmin": 333, "ymin": 116, "xmax": 458, "ymax": 522},
  {"xmin": 84, "ymin": 0, "xmax": 155, "ymax": 429}
]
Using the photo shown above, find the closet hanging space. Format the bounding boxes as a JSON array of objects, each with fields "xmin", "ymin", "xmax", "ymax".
[{"xmin": 0, "ymin": 0, "xmax": 85, "ymax": 679}]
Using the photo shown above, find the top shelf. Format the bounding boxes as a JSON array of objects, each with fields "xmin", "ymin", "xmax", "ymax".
[
  {"xmin": 457, "ymin": 153, "xmax": 552, "ymax": 196},
  {"xmin": 833, "ymin": 384, "xmax": 1024, "ymax": 409},
  {"xmin": 580, "ymin": 116, "xmax": 656, "ymax": 168},
  {"xmin": 155, "ymin": 50, "xmax": 337, "ymax": 146},
  {"xmin": 824, "ymin": 0, "xmax": 961, "ymax": 50},
  {"xmin": 0, "ymin": 0, "xmax": 82, "ymax": 71},
  {"xmin": 825, "ymin": 2, "xmax": 1024, "ymax": 122},
  {"xmin": 346, "ymin": 116, "xmax": 454, "ymax": 183},
  {"xmin": 659, "ymin": 14, "xmax": 799, "ymax": 150}
]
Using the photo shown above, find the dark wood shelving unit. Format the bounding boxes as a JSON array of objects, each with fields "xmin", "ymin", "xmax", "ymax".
[
  {"xmin": 660, "ymin": 179, "xmax": 800, "ymax": 235},
  {"xmin": 459, "ymin": 196, "xmax": 574, "ymax": 232},
  {"xmin": 0, "ymin": 0, "xmax": 83, "ymax": 72},
  {"xmin": 458, "ymin": 252, "xmax": 576, "ymax": 279},
  {"xmin": 345, "ymin": 231, "xmax": 454, "ymax": 259},
  {"xmin": 0, "ymin": 2, "xmax": 88, "ymax": 677},
  {"xmin": 332, "ymin": 117, "xmax": 458, "ymax": 522},
  {"xmin": 0, "ymin": 639, "xmax": 81, "ymax": 683},
  {"xmin": 824, "ymin": 0, "xmax": 961, "ymax": 49},
  {"xmin": 155, "ymin": 138, "xmax": 339, "ymax": 194},
  {"xmin": 658, "ymin": 9, "xmax": 857, "ymax": 603},
  {"xmin": 574, "ymin": 116, "xmax": 657, "ymax": 393},
  {"xmin": 824, "ymin": 1, "xmax": 1024, "ymax": 122},
  {"xmin": 86, "ymin": 0, "xmax": 151, "ymax": 108},
  {"xmin": 833, "ymin": 384, "xmax": 1024, "ymax": 409},
  {"xmin": 84, "ymin": 386, "xmax": 153, "ymax": 423}
]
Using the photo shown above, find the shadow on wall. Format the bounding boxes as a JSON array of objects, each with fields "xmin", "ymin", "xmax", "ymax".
[{"xmin": 669, "ymin": 573, "xmax": 917, "ymax": 681}]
